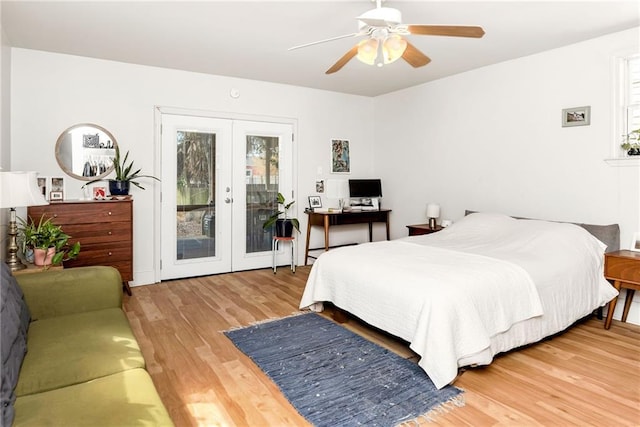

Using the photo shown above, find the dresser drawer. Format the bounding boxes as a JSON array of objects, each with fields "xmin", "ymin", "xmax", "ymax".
[
  {"xmin": 68, "ymin": 241, "xmax": 132, "ymax": 264},
  {"xmin": 63, "ymin": 222, "xmax": 131, "ymax": 245},
  {"xmin": 66, "ymin": 259, "xmax": 133, "ymax": 282},
  {"xmin": 29, "ymin": 202, "xmax": 130, "ymax": 225}
]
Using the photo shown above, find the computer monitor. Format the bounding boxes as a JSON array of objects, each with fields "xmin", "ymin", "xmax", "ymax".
[{"xmin": 348, "ymin": 179, "xmax": 382, "ymax": 198}]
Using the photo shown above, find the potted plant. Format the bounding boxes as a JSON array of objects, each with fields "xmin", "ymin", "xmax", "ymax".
[
  {"xmin": 621, "ymin": 128, "xmax": 640, "ymax": 156},
  {"xmin": 18, "ymin": 215, "xmax": 81, "ymax": 267},
  {"xmin": 83, "ymin": 145, "xmax": 159, "ymax": 195},
  {"xmin": 262, "ymin": 192, "xmax": 300, "ymax": 237}
]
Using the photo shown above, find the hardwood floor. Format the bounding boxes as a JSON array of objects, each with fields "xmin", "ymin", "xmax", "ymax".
[{"xmin": 123, "ymin": 266, "xmax": 640, "ymax": 426}]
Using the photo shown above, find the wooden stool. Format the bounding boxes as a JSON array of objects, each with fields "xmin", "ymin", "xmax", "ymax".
[{"xmin": 272, "ymin": 236, "xmax": 296, "ymax": 273}]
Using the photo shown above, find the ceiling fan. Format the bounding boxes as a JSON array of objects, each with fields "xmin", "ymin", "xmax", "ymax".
[{"xmin": 289, "ymin": 0, "xmax": 485, "ymax": 74}]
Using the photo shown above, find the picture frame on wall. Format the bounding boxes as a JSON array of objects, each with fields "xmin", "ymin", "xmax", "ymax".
[
  {"xmin": 331, "ymin": 139, "xmax": 350, "ymax": 174},
  {"xmin": 631, "ymin": 232, "xmax": 640, "ymax": 252},
  {"xmin": 562, "ymin": 106, "xmax": 591, "ymax": 127}
]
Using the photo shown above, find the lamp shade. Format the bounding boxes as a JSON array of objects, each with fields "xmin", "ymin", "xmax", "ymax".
[
  {"xmin": 356, "ymin": 38, "xmax": 379, "ymax": 65},
  {"xmin": 426, "ymin": 203, "xmax": 441, "ymax": 218},
  {"xmin": 382, "ymin": 35, "xmax": 407, "ymax": 64},
  {"xmin": 0, "ymin": 171, "xmax": 48, "ymax": 208}
]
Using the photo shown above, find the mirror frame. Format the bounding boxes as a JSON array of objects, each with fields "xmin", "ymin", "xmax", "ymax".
[{"xmin": 54, "ymin": 123, "xmax": 117, "ymax": 181}]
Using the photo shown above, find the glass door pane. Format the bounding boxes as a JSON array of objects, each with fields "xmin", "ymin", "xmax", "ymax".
[
  {"xmin": 245, "ymin": 135, "xmax": 279, "ymax": 254},
  {"xmin": 176, "ymin": 130, "xmax": 215, "ymax": 260}
]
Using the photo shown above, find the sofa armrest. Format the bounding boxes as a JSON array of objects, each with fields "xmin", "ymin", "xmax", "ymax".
[{"xmin": 15, "ymin": 266, "xmax": 123, "ymax": 321}]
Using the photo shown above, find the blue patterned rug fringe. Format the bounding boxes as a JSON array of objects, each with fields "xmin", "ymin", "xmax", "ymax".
[{"xmin": 224, "ymin": 312, "xmax": 464, "ymax": 426}]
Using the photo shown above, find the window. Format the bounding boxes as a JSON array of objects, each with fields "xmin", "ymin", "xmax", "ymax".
[
  {"xmin": 625, "ymin": 55, "xmax": 640, "ymax": 137},
  {"xmin": 608, "ymin": 53, "xmax": 640, "ymax": 164}
]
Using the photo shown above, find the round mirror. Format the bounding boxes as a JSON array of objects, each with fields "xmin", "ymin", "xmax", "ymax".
[{"xmin": 55, "ymin": 123, "xmax": 117, "ymax": 181}]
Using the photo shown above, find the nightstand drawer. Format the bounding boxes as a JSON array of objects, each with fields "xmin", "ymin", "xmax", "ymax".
[
  {"xmin": 605, "ymin": 251, "xmax": 640, "ymax": 285},
  {"xmin": 406, "ymin": 224, "xmax": 444, "ymax": 236}
]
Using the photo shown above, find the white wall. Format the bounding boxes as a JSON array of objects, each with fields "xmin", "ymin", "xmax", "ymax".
[
  {"xmin": 10, "ymin": 49, "xmax": 375, "ymax": 285},
  {"xmin": 373, "ymin": 27, "xmax": 640, "ymax": 324},
  {"xmin": 0, "ymin": 16, "xmax": 12, "ymax": 261}
]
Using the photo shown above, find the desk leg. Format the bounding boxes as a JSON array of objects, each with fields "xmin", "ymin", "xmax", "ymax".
[
  {"xmin": 304, "ymin": 220, "xmax": 312, "ymax": 266},
  {"xmin": 368, "ymin": 222, "xmax": 373, "ymax": 242},
  {"xmin": 324, "ymin": 215, "xmax": 330, "ymax": 251},
  {"xmin": 385, "ymin": 216, "xmax": 390, "ymax": 240},
  {"xmin": 622, "ymin": 288, "xmax": 635, "ymax": 322},
  {"xmin": 604, "ymin": 280, "xmax": 621, "ymax": 329}
]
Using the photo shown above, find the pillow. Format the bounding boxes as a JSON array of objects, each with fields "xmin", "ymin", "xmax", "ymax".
[{"xmin": 1, "ymin": 263, "xmax": 30, "ymax": 427}]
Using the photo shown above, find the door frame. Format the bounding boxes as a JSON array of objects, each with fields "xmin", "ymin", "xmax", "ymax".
[{"xmin": 153, "ymin": 106, "xmax": 298, "ymax": 283}]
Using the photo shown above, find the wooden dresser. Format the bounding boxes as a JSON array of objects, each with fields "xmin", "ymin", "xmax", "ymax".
[{"xmin": 28, "ymin": 199, "xmax": 133, "ymax": 295}]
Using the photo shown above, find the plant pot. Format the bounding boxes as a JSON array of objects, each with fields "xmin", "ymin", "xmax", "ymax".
[
  {"xmin": 109, "ymin": 180, "xmax": 130, "ymax": 196},
  {"xmin": 33, "ymin": 247, "xmax": 56, "ymax": 266},
  {"xmin": 275, "ymin": 219, "xmax": 294, "ymax": 237}
]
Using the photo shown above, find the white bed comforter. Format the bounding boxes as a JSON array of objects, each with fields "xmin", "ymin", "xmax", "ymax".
[{"xmin": 299, "ymin": 213, "xmax": 618, "ymax": 389}]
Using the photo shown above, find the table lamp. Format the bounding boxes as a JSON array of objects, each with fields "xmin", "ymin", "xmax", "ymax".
[
  {"xmin": 0, "ymin": 171, "xmax": 48, "ymax": 271},
  {"xmin": 426, "ymin": 203, "xmax": 440, "ymax": 229}
]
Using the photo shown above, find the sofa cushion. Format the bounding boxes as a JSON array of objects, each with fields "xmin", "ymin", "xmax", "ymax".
[
  {"xmin": 1, "ymin": 264, "xmax": 31, "ymax": 426},
  {"xmin": 16, "ymin": 308, "xmax": 145, "ymax": 396},
  {"xmin": 14, "ymin": 368, "xmax": 174, "ymax": 426}
]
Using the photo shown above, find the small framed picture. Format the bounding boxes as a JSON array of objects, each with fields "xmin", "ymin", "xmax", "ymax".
[
  {"xmin": 631, "ymin": 232, "xmax": 640, "ymax": 252},
  {"xmin": 50, "ymin": 177, "xmax": 65, "ymax": 194},
  {"xmin": 49, "ymin": 191, "xmax": 64, "ymax": 201},
  {"xmin": 37, "ymin": 176, "xmax": 48, "ymax": 201},
  {"xmin": 309, "ymin": 196, "xmax": 322, "ymax": 209},
  {"xmin": 562, "ymin": 106, "xmax": 591, "ymax": 127},
  {"xmin": 93, "ymin": 186, "xmax": 107, "ymax": 200}
]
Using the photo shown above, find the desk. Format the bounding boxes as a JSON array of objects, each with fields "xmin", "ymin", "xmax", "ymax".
[{"xmin": 304, "ymin": 209, "xmax": 391, "ymax": 265}]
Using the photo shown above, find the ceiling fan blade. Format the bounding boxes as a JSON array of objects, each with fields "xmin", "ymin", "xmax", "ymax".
[
  {"xmin": 325, "ymin": 45, "xmax": 359, "ymax": 74},
  {"xmin": 402, "ymin": 42, "xmax": 431, "ymax": 68},
  {"xmin": 407, "ymin": 25, "xmax": 485, "ymax": 38},
  {"xmin": 289, "ymin": 33, "xmax": 361, "ymax": 51}
]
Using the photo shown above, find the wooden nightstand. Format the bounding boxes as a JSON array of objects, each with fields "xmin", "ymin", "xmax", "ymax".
[
  {"xmin": 604, "ymin": 250, "xmax": 640, "ymax": 329},
  {"xmin": 406, "ymin": 224, "xmax": 444, "ymax": 236}
]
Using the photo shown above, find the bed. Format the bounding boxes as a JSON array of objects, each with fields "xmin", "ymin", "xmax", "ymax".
[{"xmin": 299, "ymin": 212, "xmax": 620, "ymax": 389}]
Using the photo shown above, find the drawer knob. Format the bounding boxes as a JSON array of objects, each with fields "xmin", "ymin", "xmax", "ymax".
[
  {"xmin": 108, "ymin": 231, "xmax": 112, "ymax": 235},
  {"xmin": 108, "ymin": 211, "xmax": 112, "ymax": 216},
  {"xmin": 108, "ymin": 252, "xmax": 112, "ymax": 256},
  {"xmin": 53, "ymin": 214, "xmax": 58, "ymax": 218}
]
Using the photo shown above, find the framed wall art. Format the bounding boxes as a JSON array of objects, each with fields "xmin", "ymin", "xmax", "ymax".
[
  {"xmin": 562, "ymin": 106, "xmax": 591, "ymax": 127},
  {"xmin": 331, "ymin": 139, "xmax": 350, "ymax": 174}
]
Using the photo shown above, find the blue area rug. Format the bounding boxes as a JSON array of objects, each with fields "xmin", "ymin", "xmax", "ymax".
[{"xmin": 224, "ymin": 313, "xmax": 463, "ymax": 426}]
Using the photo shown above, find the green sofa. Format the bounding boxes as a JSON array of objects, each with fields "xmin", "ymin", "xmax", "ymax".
[{"xmin": 1, "ymin": 264, "xmax": 173, "ymax": 426}]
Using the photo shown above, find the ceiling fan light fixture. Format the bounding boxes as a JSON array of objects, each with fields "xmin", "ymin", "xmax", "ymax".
[
  {"xmin": 356, "ymin": 38, "xmax": 379, "ymax": 65},
  {"xmin": 382, "ymin": 34, "xmax": 407, "ymax": 64}
]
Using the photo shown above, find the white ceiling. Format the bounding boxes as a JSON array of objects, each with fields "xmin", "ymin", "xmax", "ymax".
[{"xmin": 2, "ymin": 1, "xmax": 639, "ymax": 97}]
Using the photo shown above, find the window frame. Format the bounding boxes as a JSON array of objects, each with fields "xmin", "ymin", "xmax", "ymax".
[{"xmin": 608, "ymin": 52, "xmax": 640, "ymax": 165}]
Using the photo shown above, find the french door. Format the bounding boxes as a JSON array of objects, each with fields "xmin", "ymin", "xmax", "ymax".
[{"xmin": 160, "ymin": 113, "xmax": 294, "ymax": 280}]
